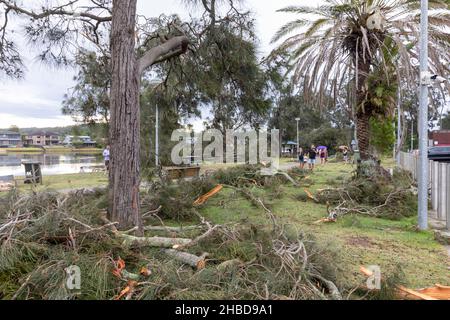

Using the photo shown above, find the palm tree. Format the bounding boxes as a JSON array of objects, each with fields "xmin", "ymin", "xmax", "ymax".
[{"xmin": 272, "ymin": 0, "xmax": 450, "ymax": 159}]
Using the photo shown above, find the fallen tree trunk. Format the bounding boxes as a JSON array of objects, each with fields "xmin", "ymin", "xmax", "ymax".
[
  {"xmin": 144, "ymin": 225, "xmax": 202, "ymax": 233},
  {"xmin": 163, "ymin": 249, "xmax": 207, "ymax": 270},
  {"xmin": 120, "ymin": 234, "xmax": 191, "ymax": 248},
  {"xmin": 275, "ymin": 172, "xmax": 299, "ymax": 186}
]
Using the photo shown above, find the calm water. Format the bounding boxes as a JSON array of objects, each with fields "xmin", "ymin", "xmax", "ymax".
[{"xmin": 0, "ymin": 153, "xmax": 103, "ymax": 177}]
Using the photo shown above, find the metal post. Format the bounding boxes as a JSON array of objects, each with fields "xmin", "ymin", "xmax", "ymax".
[
  {"xmin": 155, "ymin": 103, "xmax": 159, "ymax": 167},
  {"xmin": 295, "ymin": 118, "xmax": 300, "ymax": 157},
  {"xmin": 446, "ymin": 163, "xmax": 450, "ymax": 231},
  {"xmin": 418, "ymin": 0, "xmax": 429, "ymax": 230},
  {"xmin": 396, "ymin": 88, "xmax": 401, "ymax": 165}
]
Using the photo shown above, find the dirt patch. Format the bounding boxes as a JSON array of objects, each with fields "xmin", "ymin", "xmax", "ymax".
[{"xmin": 345, "ymin": 236, "xmax": 375, "ymax": 248}]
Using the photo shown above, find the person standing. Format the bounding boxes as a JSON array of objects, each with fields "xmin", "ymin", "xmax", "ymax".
[
  {"xmin": 103, "ymin": 145, "xmax": 110, "ymax": 171},
  {"xmin": 308, "ymin": 145, "xmax": 317, "ymax": 171},
  {"xmin": 298, "ymin": 148, "xmax": 305, "ymax": 169},
  {"xmin": 320, "ymin": 149, "xmax": 326, "ymax": 165},
  {"xmin": 343, "ymin": 147, "xmax": 349, "ymax": 164}
]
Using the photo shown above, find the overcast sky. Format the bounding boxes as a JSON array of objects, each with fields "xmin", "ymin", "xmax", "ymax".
[{"xmin": 0, "ymin": 0, "xmax": 313, "ymax": 129}]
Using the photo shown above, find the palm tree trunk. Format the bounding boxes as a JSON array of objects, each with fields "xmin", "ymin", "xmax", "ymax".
[
  {"xmin": 356, "ymin": 112, "xmax": 370, "ymax": 159},
  {"xmin": 355, "ymin": 60, "xmax": 371, "ymax": 160}
]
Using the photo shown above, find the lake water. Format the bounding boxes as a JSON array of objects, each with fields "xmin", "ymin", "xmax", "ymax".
[{"xmin": 0, "ymin": 153, "xmax": 103, "ymax": 177}]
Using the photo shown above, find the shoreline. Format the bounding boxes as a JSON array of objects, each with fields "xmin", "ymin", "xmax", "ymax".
[{"xmin": 4, "ymin": 147, "xmax": 102, "ymax": 154}]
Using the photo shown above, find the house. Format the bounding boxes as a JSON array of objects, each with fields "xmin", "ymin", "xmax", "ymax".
[
  {"xmin": 24, "ymin": 131, "xmax": 61, "ymax": 146},
  {"xmin": 0, "ymin": 130, "xmax": 22, "ymax": 147},
  {"xmin": 430, "ymin": 130, "xmax": 450, "ymax": 147},
  {"xmin": 63, "ymin": 135, "xmax": 97, "ymax": 147}
]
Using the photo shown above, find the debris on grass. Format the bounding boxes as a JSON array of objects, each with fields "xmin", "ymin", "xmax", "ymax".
[{"xmin": 0, "ymin": 168, "xmax": 342, "ymax": 300}]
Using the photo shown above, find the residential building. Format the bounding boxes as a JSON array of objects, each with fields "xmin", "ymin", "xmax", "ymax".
[
  {"xmin": 0, "ymin": 131, "xmax": 22, "ymax": 147},
  {"xmin": 24, "ymin": 131, "xmax": 61, "ymax": 146},
  {"xmin": 430, "ymin": 130, "xmax": 450, "ymax": 147},
  {"xmin": 63, "ymin": 135, "xmax": 97, "ymax": 147}
]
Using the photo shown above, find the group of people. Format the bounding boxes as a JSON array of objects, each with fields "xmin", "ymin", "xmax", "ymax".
[
  {"xmin": 297, "ymin": 145, "xmax": 328, "ymax": 171},
  {"xmin": 298, "ymin": 145, "xmax": 351, "ymax": 170}
]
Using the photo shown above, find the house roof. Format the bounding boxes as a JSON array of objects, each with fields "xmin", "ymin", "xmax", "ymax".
[
  {"xmin": 0, "ymin": 130, "xmax": 20, "ymax": 135},
  {"xmin": 28, "ymin": 131, "xmax": 60, "ymax": 136}
]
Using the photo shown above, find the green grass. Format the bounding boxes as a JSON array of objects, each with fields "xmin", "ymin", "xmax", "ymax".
[
  {"xmin": 197, "ymin": 162, "xmax": 450, "ymax": 289},
  {"xmin": 6, "ymin": 148, "xmax": 43, "ymax": 153},
  {"xmin": 14, "ymin": 173, "xmax": 108, "ymax": 193},
  {"xmin": 3, "ymin": 161, "xmax": 448, "ymax": 291}
]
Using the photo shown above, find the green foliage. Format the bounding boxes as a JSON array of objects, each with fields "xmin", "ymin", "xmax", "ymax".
[
  {"xmin": 62, "ymin": 51, "xmax": 110, "ymax": 124},
  {"xmin": 300, "ymin": 126, "xmax": 351, "ymax": 154},
  {"xmin": 369, "ymin": 117, "xmax": 395, "ymax": 155}
]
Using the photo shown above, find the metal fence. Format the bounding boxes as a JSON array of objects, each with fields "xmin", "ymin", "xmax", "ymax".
[{"xmin": 399, "ymin": 152, "xmax": 450, "ymax": 231}]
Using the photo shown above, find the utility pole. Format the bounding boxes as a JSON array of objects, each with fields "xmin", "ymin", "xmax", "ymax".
[
  {"xmin": 418, "ymin": 0, "xmax": 429, "ymax": 230},
  {"xmin": 396, "ymin": 88, "xmax": 402, "ymax": 165},
  {"xmin": 155, "ymin": 102, "xmax": 159, "ymax": 167},
  {"xmin": 411, "ymin": 119, "xmax": 414, "ymax": 152},
  {"xmin": 295, "ymin": 118, "xmax": 300, "ymax": 156}
]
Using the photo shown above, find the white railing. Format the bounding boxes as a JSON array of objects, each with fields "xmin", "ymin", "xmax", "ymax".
[{"xmin": 399, "ymin": 152, "xmax": 450, "ymax": 231}]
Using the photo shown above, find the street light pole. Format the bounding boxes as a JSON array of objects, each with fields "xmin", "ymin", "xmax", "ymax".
[
  {"xmin": 396, "ymin": 87, "xmax": 402, "ymax": 165},
  {"xmin": 155, "ymin": 102, "xmax": 159, "ymax": 167},
  {"xmin": 295, "ymin": 118, "xmax": 300, "ymax": 156},
  {"xmin": 418, "ymin": 0, "xmax": 429, "ymax": 230}
]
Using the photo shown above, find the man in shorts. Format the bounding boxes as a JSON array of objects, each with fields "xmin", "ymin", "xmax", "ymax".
[{"xmin": 308, "ymin": 145, "xmax": 317, "ymax": 171}]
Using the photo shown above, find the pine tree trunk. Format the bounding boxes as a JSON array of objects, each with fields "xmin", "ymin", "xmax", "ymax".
[{"xmin": 109, "ymin": 0, "xmax": 143, "ymax": 234}]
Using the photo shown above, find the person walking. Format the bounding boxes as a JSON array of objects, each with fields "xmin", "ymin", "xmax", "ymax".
[
  {"xmin": 308, "ymin": 145, "xmax": 317, "ymax": 171},
  {"xmin": 103, "ymin": 145, "xmax": 110, "ymax": 172}
]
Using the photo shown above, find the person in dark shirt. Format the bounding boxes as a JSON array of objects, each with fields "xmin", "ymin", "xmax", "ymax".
[
  {"xmin": 298, "ymin": 148, "xmax": 305, "ymax": 169},
  {"xmin": 308, "ymin": 145, "xmax": 317, "ymax": 171}
]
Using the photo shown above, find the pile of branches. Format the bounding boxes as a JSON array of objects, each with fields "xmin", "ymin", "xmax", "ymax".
[
  {"xmin": 141, "ymin": 165, "xmax": 297, "ymax": 221},
  {"xmin": 316, "ymin": 169, "xmax": 417, "ymax": 219},
  {"xmin": 0, "ymin": 166, "xmax": 342, "ymax": 300}
]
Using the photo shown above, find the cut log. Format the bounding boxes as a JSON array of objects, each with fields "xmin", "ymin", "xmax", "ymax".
[
  {"xmin": 163, "ymin": 249, "xmax": 207, "ymax": 270},
  {"xmin": 120, "ymin": 234, "xmax": 191, "ymax": 248},
  {"xmin": 275, "ymin": 172, "xmax": 299, "ymax": 186},
  {"xmin": 144, "ymin": 225, "xmax": 202, "ymax": 233}
]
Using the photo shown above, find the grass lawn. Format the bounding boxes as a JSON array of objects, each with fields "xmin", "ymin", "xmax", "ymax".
[
  {"xmin": 14, "ymin": 172, "xmax": 108, "ymax": 193},
  {"xmin": 3, "ymin": 160, "xmax": 448, "ymax": 291},
  {"xmin": 197, "ymin": 162, "xmax": 450, "ymax": 289}
]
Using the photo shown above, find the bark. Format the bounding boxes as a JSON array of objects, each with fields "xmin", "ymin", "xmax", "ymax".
[
  {"xmin": 109, "ymin": 0, "xmax": 142, "ymax": 233},
  {"xmin": 356, "ymin": 111, "xmax": 371, "ymax": 160},
  {"xmin": 120, "ymin": 234, "xmax": 191, "ymax": 248},
  {"xmin": 108, "ymin": 2, "xmax": 188, "ymax": 233},
  {"xmin": 355, "ymin": 60, "xmax": 372, "ymax": 160},
  {"xmin": 163, "ymin": 249, "xmax": 207, "ymax": 270}
]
